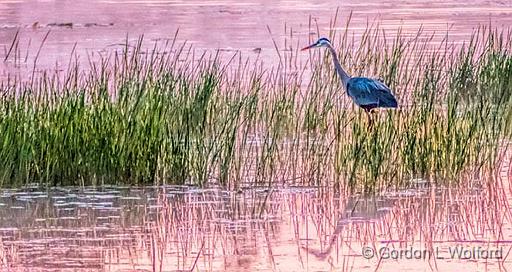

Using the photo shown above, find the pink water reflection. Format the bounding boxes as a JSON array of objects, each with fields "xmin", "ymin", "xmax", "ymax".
[
  {"xmin": 0, "ymin": 0, "xmax": 511, "ymax": 77},
  {"xmin": 1, "ymin": 180, "xmax": 511, "ymax": 271}
]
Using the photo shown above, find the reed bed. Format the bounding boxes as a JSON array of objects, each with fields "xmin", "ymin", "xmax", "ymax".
[{"xmin": 0, "ymin": 22, "xmax": 510, "ymax": 191}]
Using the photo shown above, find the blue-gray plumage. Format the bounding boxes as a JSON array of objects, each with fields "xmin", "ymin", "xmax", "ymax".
[
  {"xmin": 302, "ymin": 37, "xmax": 398, "ymax": 127},
  {"xmin": 347, "ymin": 77, "xmax": 398, "ymax": 111}
]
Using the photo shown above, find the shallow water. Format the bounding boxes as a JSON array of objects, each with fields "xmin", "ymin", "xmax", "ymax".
[
  {"xmin": 0, "ymin": 182, "xmax": 511, "ymax": 271},
  {"xmin": 0, "ymin": 0, "xmax": 511, "ymax": 77}
]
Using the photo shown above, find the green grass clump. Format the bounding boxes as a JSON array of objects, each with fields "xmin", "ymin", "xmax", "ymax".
[{"xmin": 0, "ymin": 24, "xmax": 510, "ymax": 191}]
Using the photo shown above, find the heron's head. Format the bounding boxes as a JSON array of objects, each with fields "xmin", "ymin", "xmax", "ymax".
[{"xmin": 301, "ymin": 37, "xmax": 332, "ymax": 51}]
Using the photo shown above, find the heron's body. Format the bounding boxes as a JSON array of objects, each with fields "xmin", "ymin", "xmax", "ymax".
[
  {"xmin": 302, "ymin": 37, "xmax": 398, "ymax": 127},
  {"xmin": 346, "ymin": 77, "xmax": 398, "ymax": 112}
]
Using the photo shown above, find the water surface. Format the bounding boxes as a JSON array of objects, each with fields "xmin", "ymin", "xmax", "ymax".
[
  {"xmin": 0, "ymin": 0, "xmax": 511, "ymax": 76},
  {"xmin": 1, "ymin": 183, "xmax": 511, "ymax": 271}
]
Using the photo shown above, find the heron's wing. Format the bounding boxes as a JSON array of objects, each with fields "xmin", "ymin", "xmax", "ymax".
[
  {"xmin": 346, "ymin": 78, "xmax": 379, "ymax": 106},
  {"xmin": 369, "ymin": 79, "xmax": 398, "ymax": 107},
  {"xmin": 347, "ymin": 78, "xmax": 398, "ymax": 108}
]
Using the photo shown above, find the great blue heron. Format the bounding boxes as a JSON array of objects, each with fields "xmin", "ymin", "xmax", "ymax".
[{"xmin": 301, "ymin": 37, "xmax": 398, "ymax": 127}]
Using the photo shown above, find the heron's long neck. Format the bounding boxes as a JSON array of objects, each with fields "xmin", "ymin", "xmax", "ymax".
[{"xmin": 327, "ymin": 45, "xmax": 350, "ymax": 86}]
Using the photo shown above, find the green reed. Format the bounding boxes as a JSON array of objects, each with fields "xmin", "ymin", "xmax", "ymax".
[{"xmin": 0, "ymin": 23, "xmax": 510, "ymax": 191}]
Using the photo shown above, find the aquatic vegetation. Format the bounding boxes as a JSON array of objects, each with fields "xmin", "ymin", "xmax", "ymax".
[{"xmin": 0, "ymin": 23, "xmax": 510, "ymax": 191}]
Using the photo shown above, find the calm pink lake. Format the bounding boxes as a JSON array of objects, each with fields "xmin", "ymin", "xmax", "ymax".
[{"xmin": 0, "ymin": 0, "xmax": 511, "ymax": 77}]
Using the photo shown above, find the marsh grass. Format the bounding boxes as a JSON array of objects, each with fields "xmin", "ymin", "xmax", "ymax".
[{"xmin": 0, "ymin": 21, "xmax": 510, "ymax": 191}]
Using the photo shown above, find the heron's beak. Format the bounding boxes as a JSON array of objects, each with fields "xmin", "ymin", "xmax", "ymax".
[{"xmin": 301, "ymin": 43, "xmax": 317, "ymax": 51}]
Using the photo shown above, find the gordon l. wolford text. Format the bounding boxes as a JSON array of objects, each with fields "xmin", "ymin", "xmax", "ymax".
[{"xmin": 362, "ymin": 245, "xmax": 505, "ymax": 260}]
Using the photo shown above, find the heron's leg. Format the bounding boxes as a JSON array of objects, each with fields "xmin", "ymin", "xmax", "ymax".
[{"xmin": 366, "ymin": 110, "xmax": 374, "ymax": 129}]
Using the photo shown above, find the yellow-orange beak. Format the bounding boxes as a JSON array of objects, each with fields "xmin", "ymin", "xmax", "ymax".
[{"xmin": 301, "ymin": 43, "xmax": 317, "ymax": 51}]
